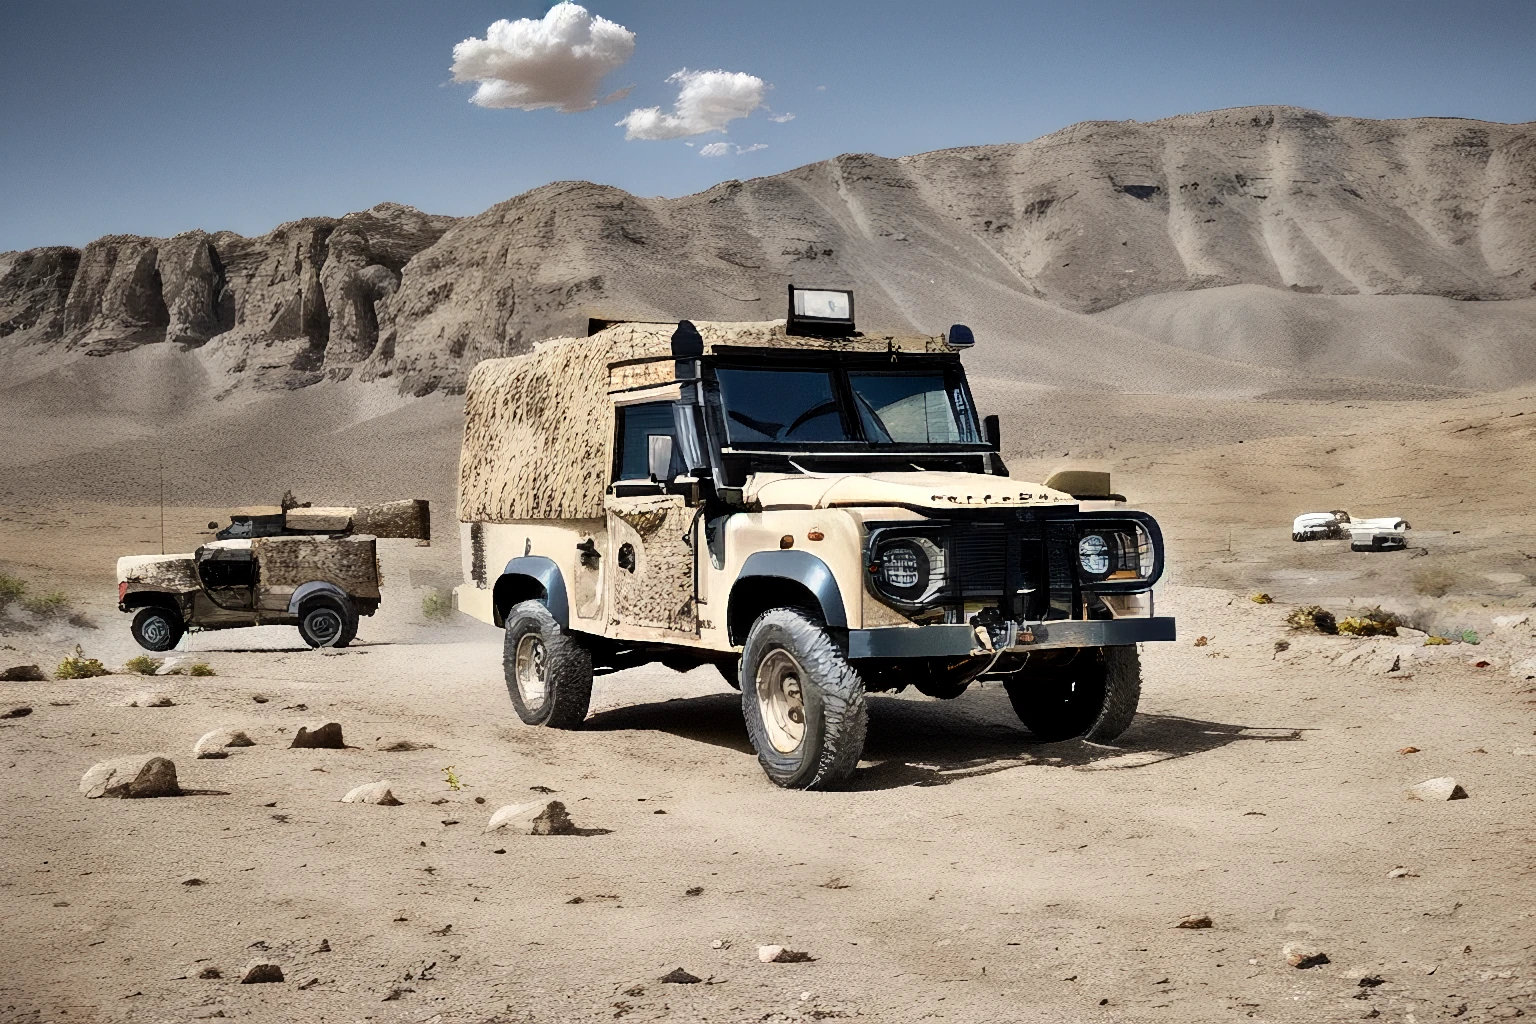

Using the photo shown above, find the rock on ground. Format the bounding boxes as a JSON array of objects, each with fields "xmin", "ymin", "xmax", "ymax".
[
  {"xmin": 290, "ymin": 723, "xmax": 345, "ymax": 749},
  {"xmin": 341, "ymin": 781, "xmax": 402, "ymax": 806},
  {"xmin": 1176, "ymin": 914, "xmax": 1213, "ymax": 929},
  {"xmin": 531, "ymin": 800, "xmax": 578, "ymax": 835},
  {"xmin": 194, "ymin": 728, "xmax": 256, "ymax": 759},
  {"xmin": 239, "ymin": 961, "xmax": 284, "ymax": 984},
  {"xmin": 758, "ymin": 945, "xmax": 815, "ymax": 963},
  {"xmin": 485, "ymin": 799, "xmax": 579, "ymax": 834},
  {"xmin": 80, "ymin": 756, "xmax": 180, "ymax": 799},
  {"xmin": 1283, "ymin": 942, "xmax": 1330, "ymax": 969},
  {"xmin": 129, "ymin": 692, "xmax": 175, "ymax": 708},
  {"xmin": 1406, "ymin": 777, "xmax": 1468, "ymax": 801},
  {"xmin": 375, "ymin": 737, "xmax": 431, "ymax": 752},
  {"xmin": 659, "ymin": 968, "xmax": 702, "ymax": 984},
  {"xmin": 1, "ymin": 664, "xmax": 46, "ymax": 681}
]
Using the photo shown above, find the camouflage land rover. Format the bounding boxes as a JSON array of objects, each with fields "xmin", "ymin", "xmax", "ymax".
[
  {"xmin": 456, "ymin": 288, "xmax": 1175, "ymax": 789},
  {"xmin": 117, "ymin": 499, "xmax": 430, "ymax": 651}
]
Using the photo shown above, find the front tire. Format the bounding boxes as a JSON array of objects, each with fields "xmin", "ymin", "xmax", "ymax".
[
  {"xmin": 131, "ymin": 606, "xmax": 184, "ymax": 652},
  {"xmin": 299, "ymin": 599, "xmax": 357, "ymax": 649},
  {"xmin": 503, "ymin": 600, "xmax": 593, "ymax": 729},
  {"xmin": 741, "ymin": 608, "xmax": 868, "ymax": 790},
  {"xmin": 1004, "ymin": 646, "xmax": 1141, "ymax": 743}
]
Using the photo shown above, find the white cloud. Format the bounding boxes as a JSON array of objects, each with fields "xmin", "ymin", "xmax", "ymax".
[
  {"xmin": 768, "ymin": 112, "xmax": 795, "ymax": 123},
  {"xmin": 699, "ymin": 142, "xmax": 767, "ymax": 157},
  {"xmin": 617, "ymin": 68, "xmax": 766, "ymax": 140},
  {"xmin": 452, "ymin": 3, "xmax": 635, "ymax": 113}
]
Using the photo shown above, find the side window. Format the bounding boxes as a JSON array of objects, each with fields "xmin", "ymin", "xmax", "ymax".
[{"xmin": 614, "ymin": 402, "xmax": 677, "ymax": 481}]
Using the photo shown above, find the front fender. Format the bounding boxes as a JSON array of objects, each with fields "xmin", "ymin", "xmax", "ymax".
[
  {"xmin": 287, "ymin": 581, "xmax": 351, "ymax": 615},
  {"xmin": 734, "ymin": 549, "xmax": 848, "ymax": 630},
  {"xmin": 493, "ymin": 556, "xmax": 569, "ymax": 629}
]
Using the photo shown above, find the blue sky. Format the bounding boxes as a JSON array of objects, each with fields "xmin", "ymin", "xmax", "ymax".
[{"xmin": 1, "ymin": 0, "xmax": 1532, "ymax": 252}]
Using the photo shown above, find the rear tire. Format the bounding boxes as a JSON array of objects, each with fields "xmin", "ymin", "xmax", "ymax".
[
  {"xmin": 299, "ymin": 599, "xmax": 356, "ymax": 649},
  {"xmin": 1004, "ymin": 646, "xmax": 1141, "ymax": 743},
  {"xmin": 503, "ymin": 600, "xmax": 593, "ymax": 729},
  {"xmin": 741, "ymin": 608, "xmax": 867, "ymax": 790},
  {"xmin": 131, "ymin": 606, "xmax": 184, "ymax": 652}
]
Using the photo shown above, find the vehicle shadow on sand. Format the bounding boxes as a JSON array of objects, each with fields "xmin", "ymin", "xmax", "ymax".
[{"xmin": 583, "ymin": 687, "xmax": 1306, "ymax": 790}]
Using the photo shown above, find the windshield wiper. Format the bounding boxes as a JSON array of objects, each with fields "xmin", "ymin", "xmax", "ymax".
[
  {"xmin": 784, "ymin": 399, "xmax": 841, "ymax": 437},
  {"xmin": 728, "ymin": 409, "xmax": 786, "ymax": 439}
]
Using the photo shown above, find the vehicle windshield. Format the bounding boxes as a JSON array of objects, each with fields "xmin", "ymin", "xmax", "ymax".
[{"xmin": 714, "ymin": 366, "xmax": 980, "ymax": 446}]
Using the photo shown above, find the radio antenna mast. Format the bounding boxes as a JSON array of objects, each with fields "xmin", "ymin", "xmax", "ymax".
[{"xmin": 159, "ymin": 447, "xmax": 165, "ymax": 555}]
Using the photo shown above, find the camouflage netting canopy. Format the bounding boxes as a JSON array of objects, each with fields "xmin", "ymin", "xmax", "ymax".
[{"xmin": 458, "ymin": 319, "xmax": 956, "ymax": 523}]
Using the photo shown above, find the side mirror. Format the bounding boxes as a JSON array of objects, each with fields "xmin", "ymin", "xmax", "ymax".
[
  {"xmin": 648, "ymin": 435, "xmax": 675, "ymax": 483},
  {"xmin": 984, "ymin": 414, "xmax": 1001, "ymax": 450}
]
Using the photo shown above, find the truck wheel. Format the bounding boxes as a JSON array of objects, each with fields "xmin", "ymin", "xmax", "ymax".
[
  {"xmin": 741, "ymin": 608, "xmax": 868, "ymax": 790},
  {"xmin": 299, "ymin": 599, "xmax": 356, "ymax": 649},
  {"xmin": 503, "ymin": 600, "xmax": 593, "ymax": 729},
  {"xmin": 131, "ymin": 606, "xmax": 184, "ymax": 652},
  {"xmin": 1004, "ymin": 646, "xmax": 1141, "ymax": 743}
]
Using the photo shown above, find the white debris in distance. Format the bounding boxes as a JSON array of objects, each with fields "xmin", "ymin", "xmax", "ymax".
[
  {"xmin": 618, "ymin": 69, "xmax": 766, "ymax": 140},
  {"xmin": 451, "ymin": 3, "xmax": 635, "ymax": 113}
]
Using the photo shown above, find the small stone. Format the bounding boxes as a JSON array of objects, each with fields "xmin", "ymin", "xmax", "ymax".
[
  {"xmin": 686, "ymin": 886, "xmax": 704, "ymax": 897},
  {"xmin": 1398, "ymin": 746, "xmax": 1420, "ymax": 754},
  {"xmin": 1405, "ymin": 777, "xmax": 1467, "ymax": 801},
  {"xmin": 182, "ymin": 877, "xmax": 206, "ymax": 886},
  {"xmin": 711, "ymin": 939, "xmax": 726, "ymax": 950},
  {"xmin": 194, "ymin": 728, "xmax": 256, "ymax": 759},
  {"xmin": 290, "ymin": 723, "xmax": 345, "ymax": 749},
  {"xmin": 1387, "ymin": 867, "xmax": 1418, "ymax": 878},
  {"xmin": 80, "ymin": 756, "xmax": 181, "ymax": 799},
  {"xmin": 1358, "ymin": 975, "xmax": 1385, "ymax": 987},
  {"xmin": 340, "ymin": 781, "xmax": 402, "ymax": 806},
  {"xmin": 129, "ymin": 692, "xmax": 175, "ymax": 708},
  {"xmin": 486, "ymin": 801, "xmax": 542, "ymax": 832},
  {"xmin": 531, "ymin": 800, "xmax": 578, "ymax": 835},
  {"xmin": 0, "ymin": 664, "xmax": 46, "ymax": 682},
  {"xmin": 198, "ymin": 967, "xmax": 222, "ymax": 979},
  {"xmin": 315, "ymin": 939, "xmax": 330, "ymax": 953},
  {"xmin": 375, "ymin": 737, "xmax": 431, "ymax": 752},
  {"xmin": 239, "ymin": 961, "xmax": 284, "ymax": 984},
  {"xmin": 758, "ymin": 945, "xmax": 815, "ymax": 964},
  {"xmin": 1, "ymin": 706, "xmax": 33, "ymax": 719},
  {"xmin": 1176, "ymin": 914, "xmax": 1212, "ymax": 929},
  {"xmin": 659, "ymin": 968, "xmax": 702, "ymax": 984},
  {"xmin": 474, "ymin": 796, "xmax": 485, "ymax": 804},
  {"xmin": 1283, "ymin": 942, "xmax": 1330, "ymax": 969}
]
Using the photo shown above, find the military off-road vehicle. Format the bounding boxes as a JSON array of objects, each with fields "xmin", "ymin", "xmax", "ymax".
[
  {"xmin": 456, "ymin": 288, "xmax": 1175, "ymax": 789},
  {"xmin": 117, "ymin": 499, "xmax": 431, "ymax": 651}
]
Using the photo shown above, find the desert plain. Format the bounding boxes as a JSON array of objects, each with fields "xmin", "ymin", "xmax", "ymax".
[{"xmin": 2, "ymin": 106, "xmax": 1535, "ymax": 1022}]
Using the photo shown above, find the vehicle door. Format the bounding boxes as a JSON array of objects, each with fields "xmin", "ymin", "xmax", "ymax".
[
  {"xmin": 192, "ymin": 541, "xmax": 258, "ymax": 624},
  {"xmin": 605, "ymin": 399, "xmax": 699, "ymax": 638}
]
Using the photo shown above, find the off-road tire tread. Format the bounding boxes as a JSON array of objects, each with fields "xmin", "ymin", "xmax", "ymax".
[
  {"xmin": 298, "ymin": 598, "xmax": 355, "ymax": 649},
  {"xmin": 131, "ymin": 606, "xmax": 184, "ymax": 652},
  {"xmin": 741, "ymin": 608, "xmax": 868, "ymax": 790},
  {"xmin": 1083, "ymin": 645, "xmax": 1141, "ymax": 743},
  {"xmin": 503, "ymin": 600, "xmax": 593, "ymax": 730}
]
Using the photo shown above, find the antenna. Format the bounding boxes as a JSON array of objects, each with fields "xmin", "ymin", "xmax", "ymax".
[{"xmin": 159, "ymin": 447, "xmax": 165, "ymax": 555}]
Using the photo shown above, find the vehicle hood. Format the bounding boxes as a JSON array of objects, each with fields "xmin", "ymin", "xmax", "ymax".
[
  {"xmin": 744, "ymin": 471, "xmax": 1075, "ymax": 512},
  {"xmin": 117, "ymin": 553, "xmax": 194, "ymax": 583}
]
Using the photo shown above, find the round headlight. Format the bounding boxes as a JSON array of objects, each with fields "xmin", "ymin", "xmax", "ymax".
[
  {"xmin": 880, "ymin": 541, "xmax": 927, "ymax": 591},
  {"xmin": 1078, "ymin": 534, "xmax": 1110, "ymax": 575}
]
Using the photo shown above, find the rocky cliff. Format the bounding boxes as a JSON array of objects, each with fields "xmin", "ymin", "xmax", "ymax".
[{"xmin": 3, "ymin": 106, "xmax": 1532, "ymax": 395}]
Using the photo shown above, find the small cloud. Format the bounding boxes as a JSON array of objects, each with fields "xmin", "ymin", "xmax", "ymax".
[
  {"xmin": 768, "ymin": 112, "xmax": 795, "ymax": 123},
  {"xmin": 452, "ymin": 3, "xmax": 635, "ymax": 113},
  {"xmin": 816, "ymin": 85, "xmax": 826, "ymax": 91},
  {"xmin": 699, "ymin": 142, "xmax": 767, "ymax": 157},
  {"xmin": 618, "ymin": 68, "xmax": 766, "ymax": 140}
]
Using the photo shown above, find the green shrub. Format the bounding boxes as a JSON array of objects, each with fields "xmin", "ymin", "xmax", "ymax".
[
  {"xmin": 21, "ymin": 592, "xmax": 69, "ymax": 618},
  {"xmin": 56, "ymin": 645, "xmax": 110, "ymax": 679},
  {"xmin": 1424, "ymin": 635, "xmax": 1452, "ymax": 646},
  {"xmin": 0, "ymin": 572, "xmax": 25, "ymax": 612},
  {"xmin": 123, "ymin": 654, "xmax": 160, "ymax": 675},
  {"xmin": 1460, "ymin": 629, "xmax": 1480, "ymax": 646},
  {"xmin": 1285, "ymin": 605, "xmax": 1339, "ymax": 634},
  {"xmin": 1337, "ymin": 606, "xmax": 1402, "ymax": 638},
  {"xmin": 1250, "ymin": 592, "xmax": 1274, "ymax": 604},
  {"xmin": 188, "ymin": 663, "xmax": 216, "ymax": 677},
  {"xmin": 422, "ymin": 589, "xmax": 454, "ymax": 622}
]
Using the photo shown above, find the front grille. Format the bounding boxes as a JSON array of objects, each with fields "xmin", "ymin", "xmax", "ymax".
[{"xmin": 950, "ymin": 522, "xmax": 1006, "ymax": 596}]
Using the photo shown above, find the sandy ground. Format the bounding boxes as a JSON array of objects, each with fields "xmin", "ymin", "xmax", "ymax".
[{"xmin": 2, "ymin": 576, "xmax": 1535, "ymax": 1023}]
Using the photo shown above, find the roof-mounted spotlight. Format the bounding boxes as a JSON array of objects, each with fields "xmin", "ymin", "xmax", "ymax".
[
  {"xmin": 787, "ymin": 286, "xmax": 855, "ymax": 337},
  {"xmin": 947, "ymin": 324, "xmax": 975, "ymax": 349}
]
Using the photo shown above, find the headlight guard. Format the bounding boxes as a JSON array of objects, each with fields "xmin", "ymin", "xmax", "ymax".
[{"xmin": 1074, "ymin": 512, "xmax": 1163, "ymax": 592}]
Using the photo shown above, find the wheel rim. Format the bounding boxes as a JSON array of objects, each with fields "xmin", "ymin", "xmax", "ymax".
[
  {"xmin": 142, "ymin": 615, "xmax": 170, "ymax": 646},
  {"xmin": 515, "ymin": 633, "xmax": 548, "ymax": 708},
  {"xmin": 308, "ymin": 608, "xmax": 342, "ymax": 645},
  {"xmin": 755, "ymin": 648, "xmax": 807, "ymax": 754}
]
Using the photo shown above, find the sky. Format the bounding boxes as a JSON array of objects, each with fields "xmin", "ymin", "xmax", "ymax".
[{"xmin": 1, "ymin": 0, "xmax": 1532, "ymax": 252}]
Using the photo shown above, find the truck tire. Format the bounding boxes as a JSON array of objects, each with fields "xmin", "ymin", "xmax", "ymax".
[
  {"xmin": 298, "ymin": 598, "xmax": 356, "ymax": 649},
  {"xmin": 741, "ymin": 608, "xmax": 868, "ymax": 790},
  {"xmin": 1004, "ymin": 646, "xmax": 1141, "ymax": 743},
  {"xmin": 503, "ymin": 600, "xmax": 593, "ymax": 729},
  {"xmin": 131, "ymin": 606, "xmax": 185, "ymax": 652}
]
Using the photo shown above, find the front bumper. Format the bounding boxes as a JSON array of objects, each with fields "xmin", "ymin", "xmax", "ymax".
[{"xmin": 847, "ymin": 616, "xmax": 1176, "ymax": 659}]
